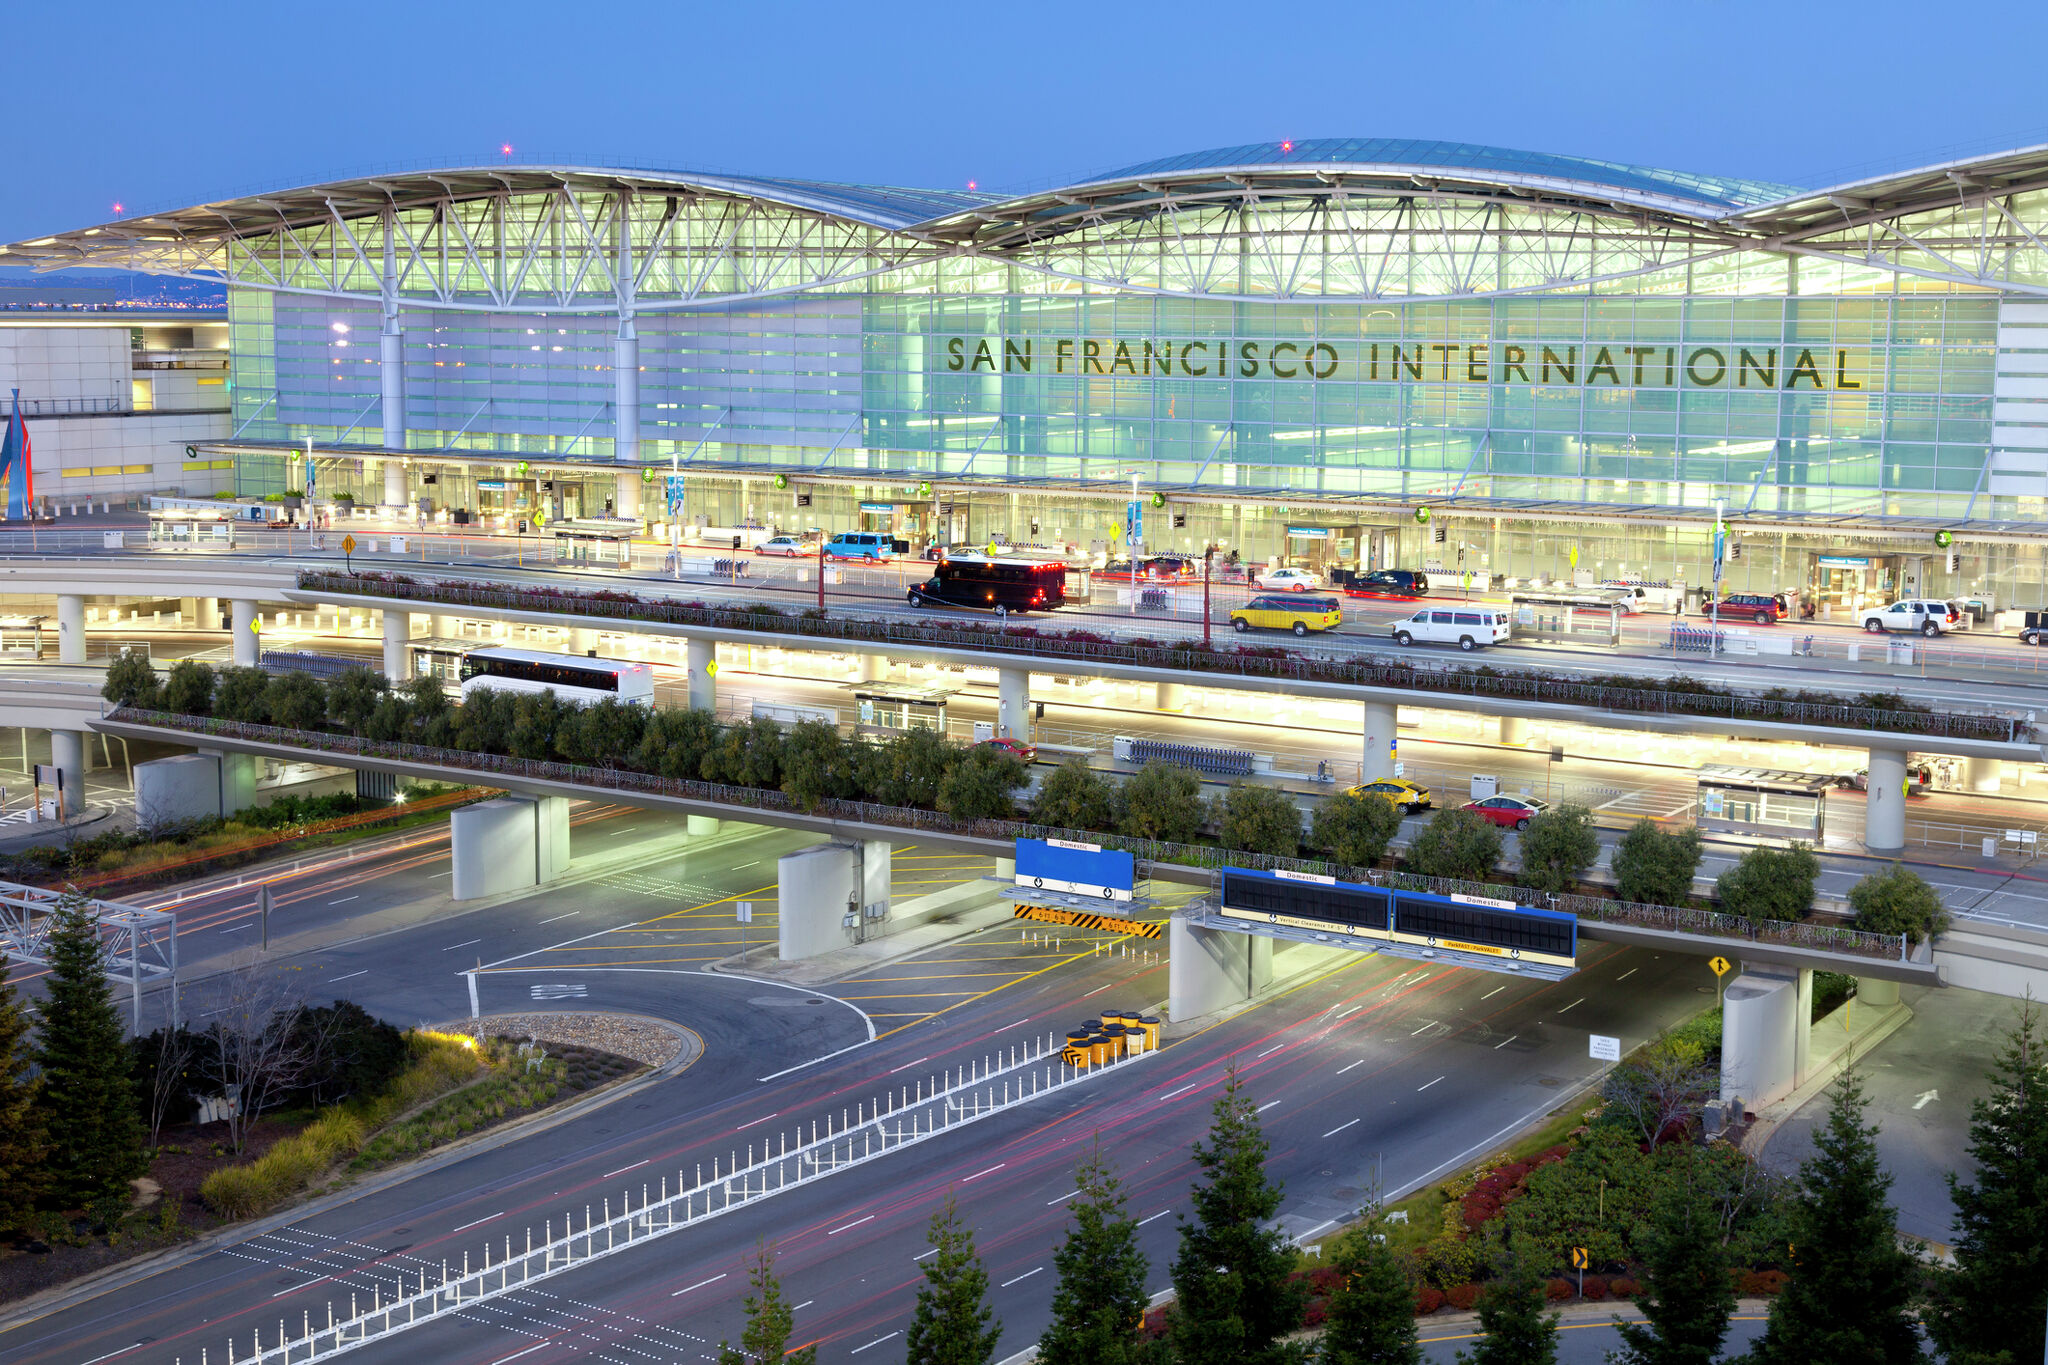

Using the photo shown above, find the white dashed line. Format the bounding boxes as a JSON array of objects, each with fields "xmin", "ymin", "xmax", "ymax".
[
  {"xmin": 327, "ymin": 895, "xmax": 358, "ymax": 905},
  {"xmin": 1556, "ymin": 998, "xmax": 1584, "ymax": 1014},
  {"xmin": 271, "ymin": 1277, "xmax": 325, "ymax": 1297},
  {"xmin": 1616, "ymin": 968, "xmax": 1637, "ymax": 981},
  {"xmin": 852, "ymin": 1332, "xmax": 901, "ymax": 1354},
  {"xmin": 1159, "ymin": 1082, "xmax": 1198, "ymax": 1100},
  {"xmin": 672, "ymin": 1273, "xmax": 726, "ymax": 1296},
  {"xmin": 963, "ymin": 1163, "xmax": 1004, "ymax": 1182},
  {"xmin": 1000, "ymin": 1267, "xmax": 1043, "ymax": 1288},
  {"xmin": 1493, "ymin": 1035, "xmax": 1518, "ymax": 1050},
  {"xmin": 450, "ymin": 1211, "xmax": 504, "ymax": 1232},
  {"xmin": 888, "ymin": 1056, "xmax": 930, "ymax": 1074},
  {"xmin": 601, "ymin": 1160, "xmax": 647, "ymax": 1179},
  {"xmin": 442, "ymin": 938, "xmax": 482, "ymax": 951},
  {"xmin": 1256, "ymin": 1044, "xmax": 1284, "ymax": 1058},
  {"xmin": 1480, "ymin": 986, "xmax": 1507, "ymax": 1000},
  {"xmin": 1322, "ymin": 1119, "xmax": 1360, "ymax": 1138},
  {"xmin": 735, "ymin": 1112, "xmax": 779, "ymax": 1130},
  {"xmin": 1137, "ymin": 1210, "xmax": 1172, "ymax": 1226},
  {"xmin": 1256, "ymin": 1100, "xmax": 1281, "ymax": 1112},
  {"xmin": 326, "ymin": 970, "xmax": 367, "ymax": 983},
  {"xmin": 1418, "ymin": 1076, "xmax": 1444, "ymax": 1091},
  {"xmin": 538, "ymin": 911, "xmax": 580, "ymax": 925},
  {"xmin": 829, "ymin": 1215, "xmax": 875, "ymax": 1235},
  {"xmin": 1336, "ymin": 1060, "xmax": 1366, "ymax": 1075}
]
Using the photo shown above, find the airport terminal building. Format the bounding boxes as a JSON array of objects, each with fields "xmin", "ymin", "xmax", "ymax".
[{"xmin": 12, "ymin": 137, "xmax": 2048, "ymax": 606}]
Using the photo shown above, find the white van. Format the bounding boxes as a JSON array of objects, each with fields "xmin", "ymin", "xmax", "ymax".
[{"xmin": 1391, "ymin": 607, "xmax": 1512, "ymax": 651}]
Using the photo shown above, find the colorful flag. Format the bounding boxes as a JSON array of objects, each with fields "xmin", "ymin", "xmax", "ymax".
[{"xmin": 0, "ymin": 390, "xmax": 32, "ymax": 520}]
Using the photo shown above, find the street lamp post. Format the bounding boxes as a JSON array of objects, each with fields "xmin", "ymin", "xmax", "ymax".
[
  {"xmin": 1129, "ymin": 472, "xmax": 1140, "ymax": 617},
  {"xmin": 1710, "ymin": 498, "xmax": 1725, "ymax": 658}
]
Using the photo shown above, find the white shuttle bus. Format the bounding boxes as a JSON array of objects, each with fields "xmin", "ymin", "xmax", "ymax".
[{"xmin": 457, "ymin": 647, "xmax": 655, "ymax": 707}]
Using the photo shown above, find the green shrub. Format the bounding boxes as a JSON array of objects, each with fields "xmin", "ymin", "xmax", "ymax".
[
  {"xmin": 1612, "ymin": 820, "xmax": 1703, "ymax": 906},
  {"xmin": 1847, "ymin": 862, "xmax": 1950, "ymax": 944},
  {"xmin": 1517, "ymin": 803, "xmax": 1599, "ymax": 894},
  {"xmin": 937, "ymin": 745, "xmax": 1026, "ymax": 822},
  {"xmin": 101, "ymin": 649, "xmax": 160, "ymax": 708},
  {"xmin": 1715, "ymin": 843, "xmax": 1820, "ymax": 922},
  {"xmin": 1031, "ymin": 756, "xmax": 1118, "ymax": 831},
  {"xmin": 1117, "ymin": 762, "xmax": 1206, "ymax": 844},
  {"xmin": 1406, "ymin": 807, "xmax": 1504, "ymax": 883},
  {"xmin": 162, "ymin": 659, "xmax": 216, "ymax": 715},
  {"xmin": 1311, "ymin": 791, "xmax": 1404, "ymax": 869},
  {"xmin": 1214, "ymin": 782, "xmax": 1302, "ymax": 856}
]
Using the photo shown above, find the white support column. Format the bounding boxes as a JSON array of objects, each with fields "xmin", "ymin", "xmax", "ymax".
[
  {"xmin": 1167, "ymin": 915, "xmax": 1274, "ymax": 1020},
  {"xmin": 1361, "ymin": 699, "xmax": 1398, "ymax": 782},
  {"xmin": 382, "ymin": 609, "xmax": 412, "ymax": 681},
  {"xmin": 429, "ymin": 613, "xmax": 453, "ymax": 639},
  {"xmin": 1964, "ymin": 755, "xmax": 2001, "ymax": 794},
  {"xmin": 1499, "ymin": 715, "xmax": 1529, "ymax": 746},
  {"xmin": 382, "ymin": 459, "xmax": 407, "ymax": 509},
  {"xmin": 857, "ymin": 651, "xmax": 884, "ymax": 683},
  {"xmin": 1793, "ymin": 967, "xmax": 1814, "ymax": 1088},
  {"xmin": 686, "ymin": 814, "xmax": 721, "ymax": 837},
  {"xmin": 229, "ymin": 599, "xmax": 259, "ymax": 666},
  {"xmin": 569, "ymin": 627, "xmax": 598, "ymax": 655},
  {"xmin": 859, "ymin": 841, "xmax": 892, "ymax": 924},
  {"xmin": 613, "ymin": 190, "xmax": 641, "ymax": 468},
  {"xmin": 48, "ymin": 729, "xmax": 85, "ymax": 817},
  {"xmin": 997, "ymin": 666, "xmax": 1031, "ymax": 743},
  {"xmin": 779, "ymin": 843, "xmax": 854, "ymax": 960},
  {"xmin": 451, "ymin": 796, "xmax": 568, "ymax": 901},
  {"xmin": 687, "ymin": 638, "xmax": 716, "ymax": 711},
  {"xmin": 57, "ymin": 593, "xmax": 84, "ymax": 665},
  {"xmin": 1155, "ymin": 681, "xmax": 1187, "ymax": 712},
  {"xmin": 1865, "ymin": 747, "xmax": 1908, "ymax": 852},
  {"xmin": 1719, "ymin": 968, "xmax": 1804, "ymax": 1108},
  {"xmin": 613, "ymin": 468, "xmax": 640, "ymax": 521}
]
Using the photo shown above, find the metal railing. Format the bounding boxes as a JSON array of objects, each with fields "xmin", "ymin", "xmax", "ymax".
[
  {"xmin": 103, "ymin": 707, "xmax": 1913, "ymax": 961},
  {"xmin": 294, "ymin": 572, "xmax": 2028, "ymax": 744},
  {"xmin": 203, "ymin": 1032, "xmax": 1154, "ymax": 1364}
]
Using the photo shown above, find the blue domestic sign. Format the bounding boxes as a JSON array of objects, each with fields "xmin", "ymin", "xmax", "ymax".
[{"xmin": 1014, "ymin": 837, "xmax": 1134, "ymax": 903}]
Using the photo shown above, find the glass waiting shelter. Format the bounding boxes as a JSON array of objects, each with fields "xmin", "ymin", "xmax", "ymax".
[
  {"xmin": 1695, "ymin": 765, "xmax": 1831, "ymax": 842},
  {"xmin": 549, "ymin": 517, "xmax": 640, "ymax": 568},
  {"xmin": 146, "ymin": 507, "xmax": 236, "ymax": 548},
  {"xmin": 0, "ymin": 616, "xmax": 45, "ymax": 659},
  {"xmin": 848, "ymin": 682, "xmax": 958, "ymax": 737},
  {"xmin": 407, "ymin": 638, "xmax": 474, "ymax": 685}
]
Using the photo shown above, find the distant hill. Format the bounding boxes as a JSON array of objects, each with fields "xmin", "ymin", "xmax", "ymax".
[{"xmin": 0, "ymin": 267, "xmax": 225, "ymax": 308}]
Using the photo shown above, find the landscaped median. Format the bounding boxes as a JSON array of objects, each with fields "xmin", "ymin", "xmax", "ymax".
[{"xmin": 297, "ymin": 568, "xmax": 2028, "ymax": 742}]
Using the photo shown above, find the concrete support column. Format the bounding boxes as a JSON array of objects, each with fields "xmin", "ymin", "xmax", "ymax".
[
  {"xmin": 686, "ymin": 814, "xmax": 721, "ymax": 838},
  {"xmin": 858, "ymin": 840, "xmax": 892, "ymax": 922},
  {"xmin": 857, "ymin": 652, "xmax": 884, "ymax": 683},
  {"xmin": 379, "ymin": 312, "xmax": 406, "ymax": 453},
  {"xmin": 1155, "ymin": 681, "xmax": 1187, "ymax": 713},
  {"xmin": 450, "ymin": 795, "xmax": 570, "ymax": 901},
  {"xmin": 1855, "ymin": 977, "xmax": 1901, "ymax": 1008},
  {"xmin": 997, "ymin": 666, "xmax": 1031, "ymax": 743},
  {"xmin": 995, "ymin": 856, "xmax": 1015, "ymax": 880},
  {"xmin": 1964, "ymin": 755, "xmax": 2001, "ymax": 794},
  {"xmin": 779, "ymin": 843, "xmax": 854, "ymax": 960},
  {"xmin": 1794, "ymin": 967, "xmax": 1813, "ymax": 1088},
  {"xmin": 48, "ymin": 729, "xmax": 85, "ymax": 816},
  {"xmin": 429, "ymin": 613, "xmax": 453, "ymax": 639},
  {"xmin": 686, "ymin": 638, "xmax": 716, "ymax": 711},
  {"xmin": 569, "ymin": 627, "xmax": 598, "ymax": 656},
  {"xmin": 614, "ymin": 323, "xmax": 641, "ymax": 466},
  {"xmin": 1499, "ymin": 715, "xmax": 1530, "ymax": 747},
  {"xmin": 56, "ymin": 593, "xmax": 84, "ymax": 665},
  {"xmin": 1361, "ymin": 699, "xmax": 1398, "ymax": 782},
  {"xmin": 1719, "ymin": 969, "xmax": 1807, "ymax": 1108},
  {"xmin": 1168, "ymin": 915, "xmax": 1275, "ymax": 1020},
  {"xmin": 229, "ymin": 599, "xmax": 259, "ymax": 666},
  {"xmin": 198, "ymin": 597, "xmax": 222, "ymax": 632},
  {"xmin": 382, "ymin": 610, "xmax": 412, "ymax": 681},
  {"xmin": 613, "ymin": 470, "xmax": 640, "ymax": 522},
  {"xmin": 1864, "ymin": 747, "xmax": 1908, "ymax": 852},
  {"xmin": 210, "ymin": 750, "xmax": 258, "ymax": 814},
  {"xmin": 382, "ymin": 459, "xmax": 407, "ymax": 509}
]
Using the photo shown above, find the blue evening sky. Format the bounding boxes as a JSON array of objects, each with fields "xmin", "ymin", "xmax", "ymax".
[{"xmin": 5, "ymin": 2, "xmax": 2043, "ymax": 241}]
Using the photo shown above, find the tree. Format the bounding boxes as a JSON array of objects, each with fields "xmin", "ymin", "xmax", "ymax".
[
  {"xmin": 778, "ymin": 719, "xmax": 856, "ymax": 810},
  {"xmin": 1515, "ymin": 803, "xmax": 1598, "ymax": 894},
  {"xmin": 1312, "ymin": 791, "xmax": 1404, "ymax": 870},
  {"xmin": 1215, "ymin": 783, "xmax": 1301, "ymax": 857},
  {"xmin": 1714, "ymin": 844, "xmax": 1819, "ymax": 924},
  {"xmin": 634, "ymin": 707, "xmax": 723, "ymax": 781},
  {"xmin": 1038, "ymin": 1142, "xmax": 1150, "ymax": 1365},
  {"xmin": 506, "ymin": 691, "xmax": 568, "ymax": 761},
  {"xmin": 1925, "ymin": 1001, "xmax": 2048, "ymax": 1365},
  {"xmin": 326, "ymin": 666, "xmax": 387, "ymax": 733},
  {"xmin": 1847, "ymin": 863, "xmax": 1951, "ymax": 946},
  {"xmin": 131, "ymin": 1025, "xmax": 200, "ymax": 1149},
  {"xmin": 100, "ymin": 650, "xmax": 160, "ymax": 709},
  {"xmin": 1119, "ymin": 762, "xmax": 1207, "ymax": 845},
  {"xmin": 1454, "ymin": 1249, "xmax": 1556, "ymax": 1365},
  {"xmin": 33, "ymin": 889, "xmax": 147, "ymax": 1214},
  {"xmin": 716, "ymin": 1242, "xmax": 816, "ymax": 1365},
  {"xmin": 1032, "ymin": 757, "xmax": 1119, "ymax": 832},
  {"xmin": 1405, "ymin": 807, "xmax": 1503, "ymax": 883},
  {"xmin": 1165, "ymin": 1069, "xmax": 1307, "ymax": 1365},
  {"xmin": 362, "ymin": 693, "xmax": 415, "ymax": 742},
  {"xmin": 214, "ymin": 665, "xmax": 273, "ymax": 725},
  {"xmin": 1747, "ymin": 1069, "xmax": 1921, "ymax": 1365},
  {"xmin": 1320, "ymin": 1217, "xmax": 1421, "ymax": 1365},
  {"xmin": 162, "ymin": 658, "xmax": 216, "ymax": 715},
  {"xmin": 266, "ymin": 670, "xmax": 329, "ymax": 731},
  {"xmin": 200, "ymin": 967, "xmax": 315, "ymax": 1154},
  {"xmin": 0, "ymin": 960, "xmax": 46, "ymax": 1235},
  {"xmin": 939, "ymin": 745, "xmax": 1026, "ymax": 822},
  {"xmin": 906, "ymin": 1192, "xmax": 1001, "ymax": 1365},
  {"xmin": 1608, "ymin": 1174, "xmax": 1734, "ymax": 1365},
  {"xmin": 863, "ymin": 728, "xmax": 957, "ymax": 810},
  {"xmin": 1600, "ymin": 1038, "xmax": 1716, "ymax": 1148},
  {"xmin": 703, "ymin": 716, "xmax": 785, "ymax": 788},
  {"xmin": 1612, "ymin": 821, "xmax": 1703, "ymax": 907}
]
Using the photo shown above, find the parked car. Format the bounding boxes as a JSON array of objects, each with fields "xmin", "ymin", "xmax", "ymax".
[
  {"xmin": 1860, "ymin": 599, "xmax": 1959, "ymax": 636},
  {"xmin": 1345, "ymin": 569, "xmax": 1430, "ymax": 598},
  {"xmin": 1390, "ymin": 606, "xmax": 1512, "ymax": 651},
  {"xmin": 1255, "ymin": 566, "xmax": 1323, "ymax": 592},
  {"xmin": 977, "ymin": 736, "xmax": 1038, "ymax": 764},
  {"xmin": 1230, "ymin": 593, "xmax": 1344, "ymax": 636},
  {"xmin": 823, "ymin": 531, "xmax": 895, "ymax": 561},
  {"xmin": 1836, "ymin": 764, "xmax": 1933, "ymax": 793},
  {"xmin": 1348, "ymin": 778, "xmax": 1434, "ymax": 814},
  {"xmin": 1597, "ymin": 581, "xmax": 1685, "ymax": 614},
  {"xmin": 754, "ymin": 535, "xmax": 812, "ymax": 557},
  {"xmin": 1696, "ymin": 592, "xmax": 1785, "ymax": 624},
  {"xmin": 1462, "ymin": 795, "xmax": 1551, "ymax": 830}
]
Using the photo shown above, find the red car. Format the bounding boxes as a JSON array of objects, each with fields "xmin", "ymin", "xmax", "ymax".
[
  {"xmin": 1462, "ymin": 795, "xmax": 1550, "ymax": 830},
  {"xmin": 978, "ymin": 737, "xmax": 1038, "ymax": 763}
]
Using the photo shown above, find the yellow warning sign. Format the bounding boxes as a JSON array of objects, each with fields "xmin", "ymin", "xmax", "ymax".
[
  {"xmin": 1013, "ymin": 904, "xmax": 1161, "ymax": 940},
  {"xmin": 341, "ymin": 534, "xmax": 357, "ymax": 555},
  {"xmin": 1709, "ymin": 956, "xmax": 1732, "ymax": 978},
  {"xmin": 1570, "ymin": 1246, "xmax": 1590, "ymax": 1270}
]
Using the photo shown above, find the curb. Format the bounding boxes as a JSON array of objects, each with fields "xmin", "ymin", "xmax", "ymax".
[
  {"xmin": 1747, "ymin": 999, "xmax": 1916, "ymax": 1158},
  {"xmin": 0, "ymin": 1014, "xmax": 703, "ymax": 1336}
]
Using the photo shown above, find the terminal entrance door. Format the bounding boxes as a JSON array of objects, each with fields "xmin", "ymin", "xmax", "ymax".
[{"xmin": 1813, "ymin": 554, "xmax": 1896, "ymax": 617}]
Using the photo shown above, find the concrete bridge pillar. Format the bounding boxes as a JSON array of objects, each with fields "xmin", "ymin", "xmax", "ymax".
[
  {"xmin": 1499, "ymin": 715, "xmax": 1529, "ymax": 747},
  {"xmin": 1864, "ymin": 747, "xmax": 1908, "ymax": 852},
  {"xmin": 382, "ymin": 459, "xmax": 407, "ymax": 509},
  {"xmin": 569, "ymin": 627, "xmax": 599, "ymax": 655},
  {"xmin": 997, "ymin": 666, "xmax": 1031, "ymax": 743},
  {"xmin": 1854, "ymin": 976, "xmax": 1901, "ymax": 1008},
  {"xmin": 382, "ymin": 610, "xmax": 412, "ymax": 681},
  {"xmin": 1964, "ymin": 756, "xmax": 2001, "ymax": 794},
  {"xmin": 48, "ymin": 729, "xmax": 85, "ymax": 816},
  {"xmin": 857, "ymin": 652, "xmax": 884, "ymax": 683},
  {"xmin": 429, "ymin": 613, "xmax": 453, "ymax": 639},
  {"xmin": 686, "ymin": 638, "xmax": 716, "ymax": 711},
  {"xmin": 1155, "ymin": 681, "xmax": 1187, "ymax": 713},
  {"xmin": 56, "ymin": 593, "xmax": 84, "ymax": 665},
  {"xmin": 1167, "ymin": 913, "xmax": 1273, "ymax": 1020},
  {"xmin": 450, "ymin": 795, "xmax": 570, "ymax": 901},
  {"xmin": 229, "ymin": 599, "xmax": 259, "ymax": 666},
  {"xmin": 776, "ymin": 840, "xmax": 892, "ymax": 961},
  {"xmin": 686, "ymin": 814, "xmax": 721, "ymax": 838},
  {"xmin": 1719, "ymin": 966, "xmax": 1813, "ymax": 1109},
  {"xmin": 1361, "ymin": 699, "xmax": 1398, "ymax": 782}
]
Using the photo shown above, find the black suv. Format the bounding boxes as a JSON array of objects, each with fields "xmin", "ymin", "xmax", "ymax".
[{"xmin": 1346, "ymin": 569, "xmax": 1430, "ymax": 598}]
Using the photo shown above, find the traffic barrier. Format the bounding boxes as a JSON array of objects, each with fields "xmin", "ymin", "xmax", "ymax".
[
  {"xmin": 1121, "ymin": 736, "xmax": 1255, "ymax": 777},
  {"xmin": 1013, "ymin": 903, "xmax": 1163, "ymax": 938}
]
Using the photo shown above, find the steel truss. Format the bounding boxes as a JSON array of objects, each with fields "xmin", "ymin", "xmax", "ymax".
[{"xmin": 0, "ymin": 881, "xmax": 177, "ymax": 1030}]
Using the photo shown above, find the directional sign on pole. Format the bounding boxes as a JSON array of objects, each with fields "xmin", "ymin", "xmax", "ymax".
[
  {"xmin": 736, "ymin": 901, "xmax": 753, "ymax": 924},
  {"xmin": 1570, "ymin": 1247, "xmax": 1590, "ymax": 1270}
]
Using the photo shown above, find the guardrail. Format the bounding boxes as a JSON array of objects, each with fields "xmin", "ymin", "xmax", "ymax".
[
  {"xmin": 294, "ymin": 571, "xmax": 2028, "ymax": 744},
  {"xmin": 103, "ymin": 707, "xmax": 1912, "ymax": 961}
]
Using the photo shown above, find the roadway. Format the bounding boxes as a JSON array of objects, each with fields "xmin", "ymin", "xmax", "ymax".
[{"xmin": 0, "ymin": 810, "xmax": 1711, "ymax": 1365}]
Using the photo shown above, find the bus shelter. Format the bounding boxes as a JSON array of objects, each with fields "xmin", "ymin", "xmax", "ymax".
[
  {"xmin": 1695, "ymin": 765, "xmax": 1830, "ymax": 843},
  {"xmin": 549, "ymin": 518, "xmax": 639, "ymax": 568},
  {"xmin": 848, "ymin": 683, "xmax": 958, "ymax": 737},
  {"xmin": 146, "ymin": 508, "xmax": 236, "ymax": 548},
  {"xmin": 0, "ymin": 616, "xmax": 45, "ymax": 659},
  {"xmin": 407, "ymin": 637, "xmax": 474, "ymax": 686},
  {"xmin": 1508, "ymin": 590, "xmax": 1625, "ymax": 647}
]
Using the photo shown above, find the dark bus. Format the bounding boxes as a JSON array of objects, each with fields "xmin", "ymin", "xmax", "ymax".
[{"xmin": 908, "ymin": 555, "xmax": 1070, "ymax": 613}]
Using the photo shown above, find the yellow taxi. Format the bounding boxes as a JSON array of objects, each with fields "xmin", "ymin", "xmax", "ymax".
[
  {"xmin": 1230, "ymin": 593, "xmax": 1344, "ymax": 637},
  {"xmin": 1346, "ymin": 777, "xmax": 1434, "ymax": 814}
]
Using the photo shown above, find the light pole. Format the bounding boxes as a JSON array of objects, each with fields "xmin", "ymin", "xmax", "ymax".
[
  {"xmin": 1710, "ymin": 498, "xmax": 1725, "ymax": 657},
  {"xmin": 1129, "ymin": 472, "xmax": 1141, "ymax": 617}
]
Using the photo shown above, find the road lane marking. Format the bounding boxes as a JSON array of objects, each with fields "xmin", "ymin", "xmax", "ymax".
[
  {"xmin": 1159, "ymin": 1083, "xmax": 1198, "ymax": 1100},
  {"xmin": 1493, "ymin": 1035, "xmax": 1518, "ymax": 1050},
  {"xmin": 327, "ymin": 895, "xmax": 359, "ymax": 905},
  {"xmin": 1136, "ymin": 1210, "xmax": 1172, "ymax": 1227},
  {"xmin": 442, "ymin": 938, "xmax": 482, "ymax": 951},
  {"xmin": 1418, "ymin": 1076, "xmax": 1444, "ymax": 1091},
  {"xmin": 735, "ymin": 1112, "xmax": 779, "ymax": 1130},
  {"xmin": 1615, "ymin": 968, "xmax": 1637, "ymax": 981},
  {"xmin": 792, "ymin": 1300, "xmax": 813, "ymax": 1311},
  {"xmin": 1336, "ymin": 1060, "xmax": 1366, "ymax": 1075},
  {"xmin": 538, "ymin": 911, "xmax": 581, "ymax": 925},
  {"xmin": 1000, "ymin": 1267, "xmax": 1044, "ymax": 1287},
  {"xmin": 1047, "ymin": 1189, "xmax": 1080, "ymax": 1205},
  {"xmin": 963, "ymin": 1163, "xmax": 1005, "ymax": 1182},
  {"xmin": 1557, "ymin": 998, "xmax": 1584, "ymax": 1013},
  {"xmin": 672, "ymin": 1273, "xmax": 727, "ymax": 1296},
  {"xmin": 1321, "ymin": 1119, "xmax": 1360, "ymax": 1138},
  {"xmin": 1256, "ymin": 1101, "xmax": 1281, "ymax": 1113},
  {"xmin": 432, "ymin": 871, "xmax": 452, "ymax": 878},
  {"xmin": 1335, "ymin": 1004, "xmax": 1364, "ymax": 1019},
  {"xmin": 272, "ymin": 1277, "xmax": 326, "ymax": 1297},
  {"xmin": 888, "ymin": 1056, "xmax": 931, "ymax": 1074},
  {"xmin": 852, "ymin": 1332, "xmax": 901, "ymax": 1354},
  {"xmin": 601, "ymin": 1160, "xmax": 648, "ymax": 1179},
  {"xmin": 1256, "ymin": 1044, "xmax": 1284, "ymax": 1058},
  {"xmin": 327, "ymin": 970, "xmax": 368, "ymax": 983},
  {"xmin": 1410, "ymin": 1020, "xmax": 1438, "ymax": 1035},
  {"xmin": 829, "ymin": 1215, "xmax": 875, "ymax": 1235},
  {"xmin": 489, "ymin": 1346, "xmax": 549, "ymax": 1365},
  {"xmin": 221, "ymin": 924, "xmax": 251, "ymax": 933},
  {"xmin": 1480, "ymin": 986, "xmax": 1506, "ymax": 1000},
  {"xmin": 451, "ymin": 1211, "xmax": 504, "ymax": 1232},
  {"xmin": 914, "ymin": 1248, "xmax": 939, "ymax": 1261},
  {"xmin": 737, "ymin": 861, "xmax": 760, "ymax": 869}
]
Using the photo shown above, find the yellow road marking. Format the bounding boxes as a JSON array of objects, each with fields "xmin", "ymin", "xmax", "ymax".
[{"xmin": 837, "ymin": 971, "xmax": 1037, "ymax": 983}]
